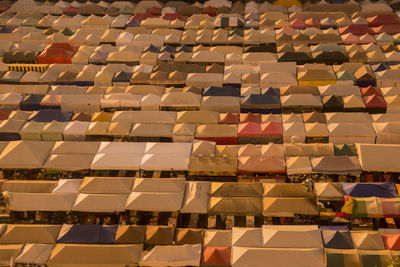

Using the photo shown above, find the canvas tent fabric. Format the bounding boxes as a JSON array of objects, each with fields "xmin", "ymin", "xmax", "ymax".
[
  {"xmin": 47, "ymin": 244, "xmax": 143, "ymax": 266},
  {"xmin": 139, "ymin": 244, "xmax": 201, "ymax": 267},
  {"xmin": 231, "ymin": 247, "xmax": 325, "ymax": 267},
  {"xmin": 0, "ymin": 224, "xmax": 61, "ymax": 244},
  {"xmin": 356, "ymin": 144, "xmax": 400, "ymax": 172}
]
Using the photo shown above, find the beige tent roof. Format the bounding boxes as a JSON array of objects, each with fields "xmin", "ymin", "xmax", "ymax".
[
  {"xmin": 286, "ymin": 156, "xmax": 312, "ymax": 175},
  {"xmin": 139, "ymin": 244, "xmax": 201, "ymax": 267},
  {"xmin": 2, "ymin": 180, "xmax": 57, "ymax": 193},
  {"xmin": 203, "ymin": 230, "xmax": 231, "ymax": 247},
  {"xmin": 211, "ymin": 182, "xmax": 263, "ymax": 197},
  {"xmin": 263, "ymin": 197, "xmax": 318, "ymax": 216},
  {"xmin": 191, "ymin": 140, "xmax": 216, "ymax": 157},
  {"xmin": 356, "ymin": 143, "xmax": 400, "ymax": 172},
  {"xmin": 140, "ymin": 154, "xmax": 189, "ymax": 171},
  {"xmin": 325, "ymin": 112, "xmax": 371, "ymax": 124},
  {"xmin": 130, "ymin": 123, "xmax": 173, "ymax": 137},
  {"xmin": 131, "ymin": 178, "xmax": 184, "ymax": 193},
  {"xmin": 161, "ymin": 92, "xmax": 201, "ymax": 107},
  {"xmin": 196, "ymin": 124, "xmax": 237, "ymax": 138},
  {"xmin": 186, "ymin": 73, "xmax": 223, "ymax": 87},
  {"xmin": 232, "ymin": 227, "xmax": 262, "ymax": 247},
  {"xmin": 208, "ymin": 197, "xmax": 262, "ymax": 215},
  {"xmin": 281, "ymin": 94, "xmax": 322, "ymax": 107},
  {"xmin": 0, "ymin": 141, "xmax": 53, "ymax": 169},
  {"xmin": 351, "ymin": 231, "xmax": 385, "ymax": 250},
  {"xmin": 263, "ymin": 183, "xmax": 314, "ymax": 198},
  {"xmin": 0, "ymin": 244, "xmax": 23, "ymax": 266},
  {"xmin": 176, "ymin": 110, "xmax": 219, "ymax": 124},
  {"xmin": 90, "ymin": 153, "xmax": 142, "ymax": 170},
  {"xmin": 180, "ymin": 181, "xmax": 210, "ymax": 214},
  {"xmin": 43, "ymin": 154, "xmax": 94, "ymax": 171},
  {"xmin": 232, "ymin": 247, "xmax": 325, "ymax": 267},
  {"xmin": 47, "ymin": 244, "xmax": 143, "ymax": 266},
  {"xmin": 112, "ymin": 111, "xmax": 177, "ymax": 124},
  {"xmin": 325, "ymin": 248, "xmax": 361, "ymax": 267},
  {"xmin": 42, "ymin": 121, "xmax": 68, "ymax": 141},
  {"xmin": 6, "ymin": 192, "xmax": 76, "ymax": 211},
  {"xmin": 305, "ymin": 123, "xmax": 329, "ymax": 137},
  {"xmin": 79, "ymin": 177, "xmax": 134, "ymax": 194},
  {"xmin": 15, "ymin": 243, "xmax": 54, "ymax": 265},
  {"xmin": 284, "ymin": 143, "xmax": 334, "ymax": 156},
  {"xmin": 125, "ymin": 192, "xmax": 183, "ymax": 212},
  {"xmin": 313, "ymin": 182, "xmax": 344, "ymax": 201},
  {"xmin": 327, "ymin": 123, "xmax": 376, "ymax": 144},
  {"xmin": 73, "ymin": 193, "xmax": 128, "ymax": 212},
  {"xmin": 262, "ymin": 225, "xmax": 323, "ymax": 248},
  {"xmin": 0, "ymin": 225, "xmax": 61, "ymax": 244}
]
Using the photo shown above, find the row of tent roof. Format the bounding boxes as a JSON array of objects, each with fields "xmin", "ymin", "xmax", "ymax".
[
  {"xmin": 0, "ymin": 91, "xmax": 395, "ymax": 115},
  {"xmin": 4, "ymin": 44, "xmax": 400, "ymax": 66},
  {"xmin": 2, "ymin": 0, "xmax": 398, "ymax": 18},
  {"xmin": 4, "ymin": 43, "xmax": 400, "ymax": 66},
  {"xmin": 1, "ymin": 225, "xmax": 400, "ymax": 266},
  {"xmin": 2, "ymin": 178, "xmax": 399, "ymax": 214},
  {"xmin": 0, "ymin": 140, "xmax": 390, "ymax": 171},
  {"xmin": 4, "ymin": 0, "xmax": 400, "ymax": 12},
  {"xmin": 1, "ymin": 115, "xmax": 400, "ymax": 146},
  {"xmin": 2, "ymin": 62, "xmax": 400, "ymax": 90},
  {"xmin": 0, "ymin": 141, "xmax": 395, "ymax": 173},
  {"xmin": 3, "ymin": 13, "xmax": 400, "ymax": 35}
]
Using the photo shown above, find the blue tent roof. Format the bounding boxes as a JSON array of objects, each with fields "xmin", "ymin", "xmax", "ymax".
[
  {"xmin": 125, "ymin": 18, "xmax": 140, "ymax": 27},
  {"xmin": 371, "ymin": 63, "xmax": 388, "ymax": 72},
  {"xmin": 160, "ymin": 45, "xmax": 176, "ymax": 53},
  {"xmin": 176, "ymin": 45, "xmax": 192, "ymax": 53},
  {"xmin": 263, "ymin": 88, "xmax": 280, "ymax": 97},
  {"xmin": 20, "ymin": 94, "xmax": 45, "ymax": 111},
  {"xmin": 202, "ymin": 86, "xmax": 240, "ymax": 97},
  {"xmin": 322, "ymin": 230, "xmax": 354, "ymax": 249},
  {"xmin": 28, "ymin": 109, "xmax": 73, "ymax": 122},
  {"xmin": 143, "ymin": 44, "xmax": 160, "ymax": 53},
  {"xmin": 112, "ymin": 71, "xmax": 132, "ymax": 82},
  {"xmin": 56, "ymin": 224, "xmax": 118, "ymax": 244},
  {"xmin": 0, "ymin": 26, "xmax": 13, "ymax": 33},
  {"xmin": 241, "ymin": 94, "xmax": 280, "ymax": 105},
  {"xmin": 341, "ymin": 182, "xmax": 398, "ymax": 198}
]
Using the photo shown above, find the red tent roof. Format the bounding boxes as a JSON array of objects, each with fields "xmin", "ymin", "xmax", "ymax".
[
  {"xmin": 202, "ymin": 6, "xmax": 216, "ymax": 16},
  {"xmin": 37, "ymin": 43, "xmax": 78, "ymax": 64},
  {"xmin": 363, "ymin": 94, "xmax": 387, "ymax": 108},
  {"xmin": 339, "ymin": 24, "xmax": 373, "ymax": 35},
  {"xmin": 290, "ymin": 18, "xmax": 305, "ymax": 29},
  {"xmin": 360, "ymin": 86, "xmax": 383, "ymax": 96},
  {"xmin": 132, "ymin": 13, "xmax": 154, "ymax": 21},
  {"xmin": 202, "ymin": 247, "xmax": 231, "ymax": 266},
  {"xmin": 219, "ymin": 112, "xmax": 239, "ymax": 124},
  {"xmin": 368, "ymin": 15, "xmax": 400, "ymax": 27},
  {"xmin": 260, "ymin": 122, "xmax": 283, "ymax": 136},
  {"xmin": 371, "ymin": 24, "xmax": 400, "ymax": 35},
  {"xmin": 148, "ymin": 7, "xmax": 162, "ymax": 15},
  {"xmin": 63, "ymin": 5, "xmax": 78, "ymax": 15},
  {"xmin": 161, "ymin": 13, "xmax": 187, "ymax": 21},
  {"xmin": 238, "ymin": 122, "xmax": 261, "ymax": 136}
]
